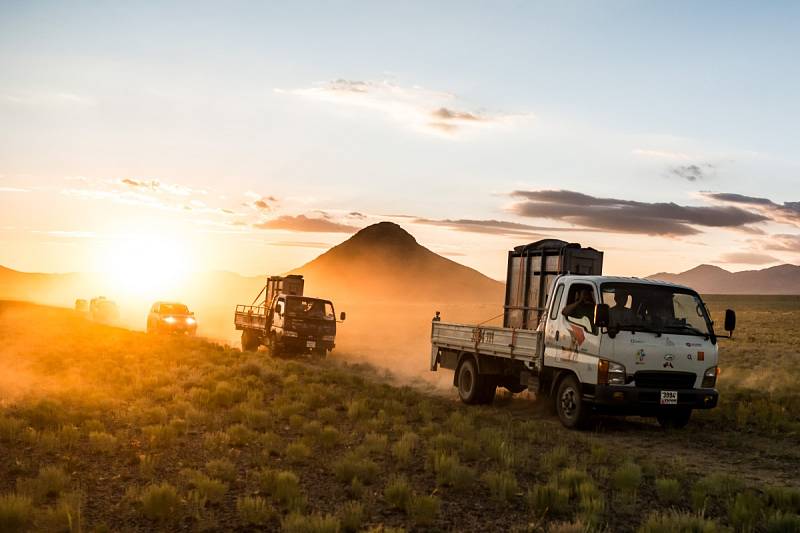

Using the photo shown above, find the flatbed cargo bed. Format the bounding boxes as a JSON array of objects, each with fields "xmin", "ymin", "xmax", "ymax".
[{"xmin": 430, "ymin": 321, "xmax": 543, "ymax": 371}]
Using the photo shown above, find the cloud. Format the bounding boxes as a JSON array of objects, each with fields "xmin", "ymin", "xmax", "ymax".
[
  {"xmin": 669, "ymin": 164, "xmax": 713, "ymax": 182},
  {"xmin": 763, "ymin": 234, "xmax": 800, "ymax": 252},
  {"xmin": 119, "ymin": 177, "xmax": 202, "ymax": 196},
  {"xmin": 268, "ymin": 241, "xmax": 330, "ymax": 248},
  {"xmin": 508, "ymin": 190, "xmax": 769, "ymax": 236},
  {"xmin": 633, "ymin": 148, "xmax": 693, "ymax": 160},
  {"xmin": 703, "ymin": 192, "xmax": 800, "ymax": 226},
  {"xmin": 716, "ymin": 252, "xmax": 780, "ymax": 265},
  {"xmin": 0, "ymin": 186, "xmax": 30, "ymax": 193},
  {"xmin": 347, "ymin": 212, "xmax": 367, "ymax": 219},
  {"xmin": 413, "ymin": 218, "xmax": 545, "ymax": 237},
  {"xmin": 278, "ymin": 79, "xmax": 528, "ymax": 136},
  {"xmin": 253, "ymin": 215, "xmax": 359, "ymax": 233}
]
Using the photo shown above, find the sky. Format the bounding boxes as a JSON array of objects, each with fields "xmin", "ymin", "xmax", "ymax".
[{"xmin": 1, "ymin": 0, "xmax": 799, "ymax": 282}]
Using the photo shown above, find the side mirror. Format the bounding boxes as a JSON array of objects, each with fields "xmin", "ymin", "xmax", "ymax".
[
  {"xmin": 724, "ymin": 309, "xmax": 736, "ymax": 333},
  {"xmin": 339, "ymin": 311, "xmax": 346, "ymax": 321},
  {"xmin": 594, "ymin": 303, "xmax": 610, "ymax": 328}
]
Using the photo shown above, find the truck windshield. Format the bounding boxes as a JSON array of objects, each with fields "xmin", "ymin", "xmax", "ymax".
[
  {"xmin": 161, "ymin": 304, "xmax": 189, "ymax": 314},
  {"xmin": 286, "ymin": 298, "xmax": 334, "ymax": 319},
  {"xmin": 600, "ymin": 282, "xmax": 712, "ymax": 338}
]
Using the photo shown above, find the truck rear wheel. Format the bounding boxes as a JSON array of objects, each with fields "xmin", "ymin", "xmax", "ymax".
[
  {"xmin": 457, "ymin": 358, "xmax": 482, "ymax": 404},
  {"xmin": 555, "ymin": 375, "xmax": 588, "ymax": 429},
  {"xmin": 657, "ymin": 409, "xmax": 692, "ymax": 429}
]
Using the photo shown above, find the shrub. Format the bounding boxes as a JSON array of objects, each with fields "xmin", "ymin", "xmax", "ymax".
[
  {"xmin": 361, "ymin": 432, "xmax": 388, "ymax": 455},
  {"xmin": 384, "ymin": 476, "xmax": 412, "ymax": 510},
  {"xmin": 729, "ymin": 491, "xmax": 764, "ymax": 533},
  {"xmin": 0, "ymin": 416, "xmax": 24, "ymax": 441},
  {"xmin": 57, "ymin": 425, "xmax": 80, "ymax": 449},
  {"xmin": 142, "ymin": 424, "xmax": 177, "ymax": 447},
  {"xmin": 347, "ymin": 399, "xmax": 369, "ymax": 420},
  {"xmin": 765, "ymin": 486, "xmax": 800, "ymax": 514},
  {"xmin": 691, "ymin": 473, "xmax": 744, "ymax": 511},
  {"xmin": 282, "ymin": 512, "xmax": 341, "ymax": 533},
  {"xmin": 556, "ymin": 467, "xmax": 590, "ymax": 497},
  {"xmin": 226, "ymin": 423, "xmax": 257, "ymax": 446},
  {"xmin": 17, "ymin": 466, "xmax": 69, "ymax": 501},
  {"xmin": 205, "ymin": 459, "xmax": 237, "ymax": 482},
  {"xmin": 406, "ymin": 494, "xmax": 440, "ymax": 527},
  {"xmin": 188, "ymin": 474, "xmax": 228, "ymax": 505},
  {"xmin": 765, "ymin": 511, "xmax": 800, "ymax": 533},
  {"xmin": 273, "ymin": 471, "xmax": 304, "ymax": 510},
  {"xmin": 140, "ymin": 483, "xmax": 181, "ymax": 521},
  {"xmin": 527, "ymin": 482, "xmax": 569, "ymax": 517},
  {"xmin": 237, "ymin": 495, "xmax": 273, "ymax": 525},
  {"xmin": 612, "ymin": 462, "xmax": 642, "ymax": 501},
  {"xmin": 433, "ymin": 453, "xmax": 475, "ymax": 491},
  {"xmin": 319, "ymin": 426, "xmax": 340, "ymax": 449},
  {"xmin": 88, "ymin": 431, "xmax": 117, "ymax": 453},
  {"xmin": 0, "ymin": 493, "xmax": 33, "ymax": 532},
  {"xmin": 203, "ymin": 431, "xmax": 230, "ymax": 453},
  {"xmin": 339, "ymin": 500, "xmax": 364, "ymax": 533},
  {"xmin": 139, "ymin": 454, "xmax": 158, "ymax": 479},
  {"xmin": 655, "ymin": 478, "xmax": 681, "ymax": 505},
  {"xmin": 637, "ymin": 510, "xmax": 725, "ymax": 533},
  {"xmin": 541, "ymin": 445, "xmax": 570, "ymax": 471},
  {"xmin": 333, "ymin": 453, "xmax": 379, "ymax": 485},
  {"xmin": 286, "ymin": 442, "xmax": 312, "ymax": 464},
  {"xmin": 482, "ymin": 470, "xmax": 518, "ymax": 503},
  {"xmin": 392, "ymin": 432, "xmax": 418, "ymax": 465}
]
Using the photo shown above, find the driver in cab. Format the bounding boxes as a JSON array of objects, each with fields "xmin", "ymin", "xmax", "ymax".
[{"xmin": 562, "ymin": 287, "xmax": 595, "ymax": 322}]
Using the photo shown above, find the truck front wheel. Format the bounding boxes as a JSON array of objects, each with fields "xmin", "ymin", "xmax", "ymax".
[
  {"xmin": 555, "ymin": 375, "xmax": 588, "ymax": 429},
  {"xmin": 656, "ymin": 409, "xmax": 692, "ymax": 429}
]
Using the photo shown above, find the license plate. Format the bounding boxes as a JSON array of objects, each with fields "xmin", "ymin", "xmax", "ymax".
[
  {"xmin": 306, "ymin": 341, "xmax": 316, "ymax": 348},
  {"xmin": 660, "ymin": 390, "xmax": 678, "ymax": 405}
]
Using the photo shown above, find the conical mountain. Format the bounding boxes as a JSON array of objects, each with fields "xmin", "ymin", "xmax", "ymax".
[{"xmin": 286, "ymin": 222, "xmax": 504, "ymax": 303}]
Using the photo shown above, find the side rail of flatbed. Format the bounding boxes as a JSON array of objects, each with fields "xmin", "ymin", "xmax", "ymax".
[
  {"xmin": 430, "ymin": 321, "xmax": 542, "ymax": 371},
  {"xmin": 234, "ymin": 304, "xmax": 269, "ymax": 332}
]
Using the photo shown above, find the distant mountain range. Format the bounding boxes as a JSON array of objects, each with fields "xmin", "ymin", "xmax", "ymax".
[{"xmin": 648, "ymin": 264, "xmax": 800, "ymax": 294}]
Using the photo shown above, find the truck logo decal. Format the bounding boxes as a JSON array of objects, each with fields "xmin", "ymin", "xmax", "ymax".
[
  {"xmin": 568, "ymin": 324, "xmax": 585, "ymax": 348},
  {"xmin": 635, "ymin": 349, "xmax": 646, "ymax": 364},
  {"xmin": 663, "ymin": 361, "xmax": 674, "ymax": 368},
  {"xmin": 687, "ymin": 353, "xmax": 693, "ymax": 360},
  {"xmin": 471, "ymin": 328, "xmax": 494, "ymax": 344},
  {"xmin": 664, "ymin": 354, "xmax": 674, "ymax": 361}
]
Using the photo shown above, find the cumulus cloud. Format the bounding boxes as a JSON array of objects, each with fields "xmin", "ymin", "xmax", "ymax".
[
  {"xmin": 253, "ymin": 215, "xmax": 359, "ymax": 233},
  {"xmin": 508, "ymin": 190, "xmax": 769, "ymax": 236},
  {"xmin": 278, "ymin": 79, "xmax": 528, "ymax": 136},
  {"xmin": 703, "ymin": 192, "xmax": 800, "ymax": 226},
  {"xmin": 716, "ymin": 252, "xmax": 780, "ymax": 265}
]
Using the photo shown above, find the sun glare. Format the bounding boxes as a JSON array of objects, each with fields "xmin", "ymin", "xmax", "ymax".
[{"xmin": 100, "ymin": 234, "xmax": 191, "ymax": 300}]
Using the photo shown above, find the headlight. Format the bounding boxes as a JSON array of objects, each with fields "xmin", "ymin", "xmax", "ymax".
[
  {"xmin": 322, "ymin": 335, "xmax": 335, "ymax": 342},
  {"xmin": 186, "ymin": 317, "xmax": 196, "ymax": 324},
  {"xmin": 702, "ymin": 366, "xmax": 719, "ymax": 388},
  {"xmin": 598, "ymin": 359, "xmax": 626, "ymax": 385},
  {"xmin": 164, "ymin": 316, "xmax": 176, "ymax": 324},
  {"xmin": 284, "ymin": 331, "xmax": 298, "ymax": 338}
]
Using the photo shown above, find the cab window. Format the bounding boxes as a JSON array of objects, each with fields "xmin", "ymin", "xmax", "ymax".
[
  {"xmin": 550, "ymin": 284, "xmax": 564, "ymax": 320},
  {"xmin": 562, "ymin": 283, "xmax": 596, "ymax": 332}
]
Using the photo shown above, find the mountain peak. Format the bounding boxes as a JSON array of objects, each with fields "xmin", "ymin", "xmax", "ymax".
[{"xmin": 345, "ymin": 221, "xmax": 418, "ymax": 248}]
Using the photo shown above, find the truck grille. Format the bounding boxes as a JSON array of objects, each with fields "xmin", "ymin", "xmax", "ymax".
[{"xmin": 634, "ymin": 371, "xmax": 696, "ymax": 389}]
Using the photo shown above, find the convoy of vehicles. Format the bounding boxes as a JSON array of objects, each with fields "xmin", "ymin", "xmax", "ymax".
[
  {"xmin": 147, "ymin": 301, "xmax": 198, "ymax": 335},
  {"xmin": 430, "ymin": 239, "xmax": 736, "ymax": 429},
  {"xmin": 74, "ymin": 298, "xmax": 89, "ymax": 317},
  {"xmin": 234, "ymin": 274, "xmax": 344, "ymax": 357}
]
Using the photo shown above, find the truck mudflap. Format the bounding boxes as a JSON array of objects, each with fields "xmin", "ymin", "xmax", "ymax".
[{"xmin": 587, "ymin": 385, "xmax": 718, "ymax": 415}]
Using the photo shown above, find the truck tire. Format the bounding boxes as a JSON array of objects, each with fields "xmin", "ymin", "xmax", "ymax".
[
  {"xmin": 478, "ymin": 376, "xmax": 497, "ymax": 405},
  {"xmin": 657, "ymin": 409, "xmax": 692, "ymax": 429},
  {"xmin": 457, "ymin": 358, "xmax": 485, "ymax": 405},
  {"xmin": 555, "ymin": 375, "xmax": 588, "ymax": 429},
  {"xmin": 312, "ymin": 347, "xmax": 326, "ymax": 359},
  {"xmin": 269, "ymin": 333, "xmax": 283, "ymax": 357}
]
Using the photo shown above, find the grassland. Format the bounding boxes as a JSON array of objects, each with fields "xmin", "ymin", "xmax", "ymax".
[{"xmin": 0, "ymin": 298, "xmax": 799, "ymax": 532}]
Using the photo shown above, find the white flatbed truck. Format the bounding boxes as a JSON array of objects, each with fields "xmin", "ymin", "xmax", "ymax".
[{"xmin": 430, "ymin": 240, "xmax": 736, "ymax": 429}]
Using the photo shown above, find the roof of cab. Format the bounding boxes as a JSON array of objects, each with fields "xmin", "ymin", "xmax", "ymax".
[{"xmin": 559, "ymin": 275, "xmax": 695, "ymax": 292}]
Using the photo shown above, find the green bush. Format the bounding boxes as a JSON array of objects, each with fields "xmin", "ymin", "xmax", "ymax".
[
  {"xmin": 333, "ymin": 453, "xmax": 379, "ymax": 485},
  {"xmin": 764, "ymin": 511, "xmax": 800, "ymax": 533},
  {"xmin": 286, "ymin": 442, "xmax": 312, "ymax": 464},
  {"xmin": 433, "ymin": 452, "xmax": 475, "ymax": 491},
  {"xmin": 237, "ymin": 495, "xmax": 273, "ymax": 525},
  {"xmin": 637, "ymin": 510, "xmax": 725, "ymax": 533},
  {"xmin": 655, "ymin": 478, "xmax": 682, "ymax": 505},
  {"xmin": 406, "ymin": 494, "xmax": 440, "ymax": 527},
  {"xmin": 384, "ymin": 476, "xmax": 412, "ymax": 510},
  {"xmin": 140, "ymin": 483, "xmax": 181, "ymax": 521},
  {"xmin": 282, "ymin": 512, "xmax": 340, "ymax": 533},
  {"xmin": 0, "ymin": 493, "xmax": 34, "ymax": 533},
  {"xmin": 526, "ymin": 482, "xmax": 569, "ymax": 517},
  {"xmin": 612, "ymin": 462, "xmax": 642, "ymax": 501},
  {"xmin": 482, "ymin": 470, "xmax": 518, "ymax": 503},
  {"xmin": 88, "ymin": 431, "xmax": 118, "ymax": 453},
  {"xmin": 728, "ymin": 491, "xmax": 764, "ymax": 533},
  {"xmin": 339, "ymin": 500, "xmax": 364, "ymax": 533},
  {"xmin": 205, "ymin": 459, "xmax": 237, "ymax": 482}
]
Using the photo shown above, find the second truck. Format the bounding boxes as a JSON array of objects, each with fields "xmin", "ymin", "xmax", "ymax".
[
  {"xmin": 430, "ymin": 239, "xmax": 736, "ymax": 429},
  {"xmin": 234, "ymin": 274, "xmax": 344, "ymax": 357}
]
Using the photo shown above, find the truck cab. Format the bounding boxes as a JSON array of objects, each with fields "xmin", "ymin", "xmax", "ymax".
[
  {"xmin": 544, "ymin": 276, "xmax": 724, "ymax": 428},
  {"xmin": 271, "ymin": 295, "xmax": 338, "ymax": 356}
]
